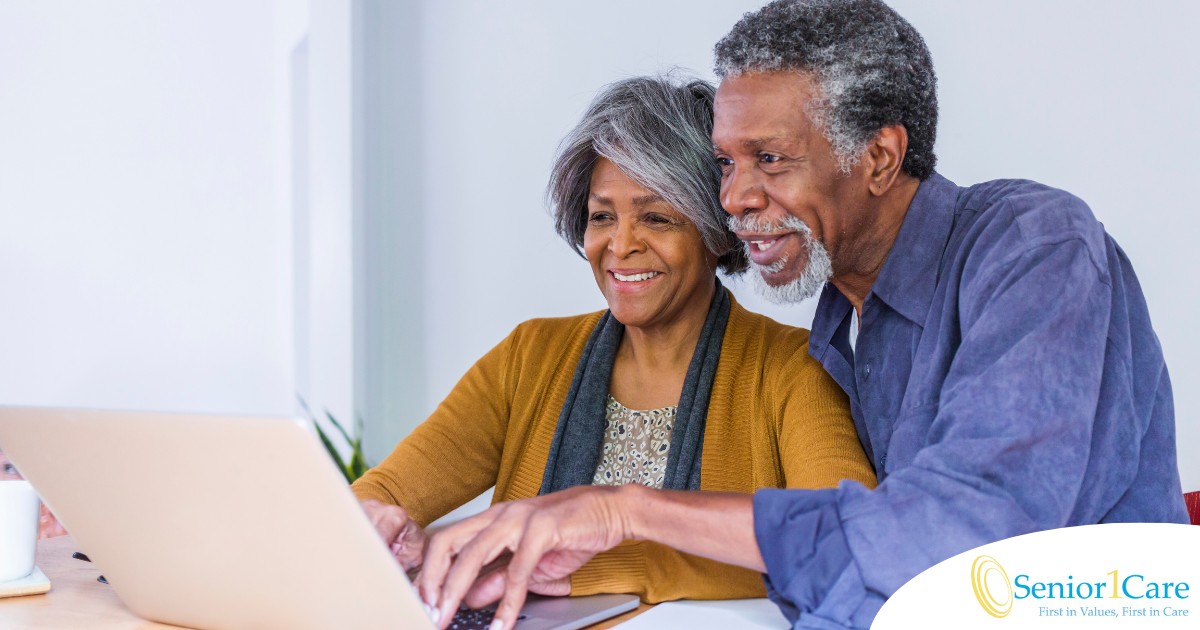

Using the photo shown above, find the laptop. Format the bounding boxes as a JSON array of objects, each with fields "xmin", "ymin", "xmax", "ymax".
[{"xmin": 0, "ymin": 406, "xmax": 638, "ymax": 630}]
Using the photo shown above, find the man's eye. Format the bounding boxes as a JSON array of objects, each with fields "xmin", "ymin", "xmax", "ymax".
[
  {"xmin": 715, "ymin": 156, "xmax": 733, "ymax": 167},
  {"xmin": 3, "ymin": 463, "xmax": 16, "ymax": 476},
  {"xmin": 759, "ymin": 153, "xmax": 782, "ymax": 163}
]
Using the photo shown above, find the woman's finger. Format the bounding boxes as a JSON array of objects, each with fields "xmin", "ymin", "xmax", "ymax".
[{"xmin": 391, "ymin": 521, "xmax": 428, "ymax": 570}]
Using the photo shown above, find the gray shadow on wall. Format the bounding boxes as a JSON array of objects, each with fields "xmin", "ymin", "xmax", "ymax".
[{"xmin": 353, "ymin": 0, "xmax": 428, "ymax": 465}]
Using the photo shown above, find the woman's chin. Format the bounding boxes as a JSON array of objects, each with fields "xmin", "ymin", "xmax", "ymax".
[{"xmin": 605, "ymin": 302, "xmax": 662, "ymax": 330}]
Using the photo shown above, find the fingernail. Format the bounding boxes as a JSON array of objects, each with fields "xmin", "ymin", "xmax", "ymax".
[
  {"xmin": 488, "ymin": 621, "xmax": 504, "ymax": 630},
  {"xmin": 422, "ymin": 603, "xmax": 432, "ymax": 618},
  {"xmin": 430, "ymin": 606, "xmax": 441, "ymax": 624}
]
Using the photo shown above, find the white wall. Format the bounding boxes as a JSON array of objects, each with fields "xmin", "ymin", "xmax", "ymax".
[
  {"xmin": 0, "ymin": 1, "xmax": 294, "ymax": 416},
  {"xmin": 302, "ymin": 0, "xmax": 357, "ymax": 427}
]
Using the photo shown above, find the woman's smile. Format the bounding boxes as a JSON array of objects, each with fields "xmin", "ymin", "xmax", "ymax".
[{"xmin": 607, "ymin": 268, "xmax": 664, "ymax": 291}]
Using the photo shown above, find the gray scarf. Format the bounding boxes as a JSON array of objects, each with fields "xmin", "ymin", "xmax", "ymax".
[{"xmin": 539, "ymin": 280, "xmax": 731, "ymax": 494}]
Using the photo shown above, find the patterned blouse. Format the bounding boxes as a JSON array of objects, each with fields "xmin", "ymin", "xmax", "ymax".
[{"xmin": 591, "ymin": 395, "xmax": 676, "ymax": 489}]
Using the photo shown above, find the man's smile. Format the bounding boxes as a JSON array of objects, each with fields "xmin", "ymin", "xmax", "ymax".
[{"xmin": 735, "ymin": 230, "xmax": 800, "ymax": 267}]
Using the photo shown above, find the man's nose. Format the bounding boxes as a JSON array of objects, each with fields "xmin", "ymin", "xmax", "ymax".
[{"xmin": 720, "ymin": 165, "xmax": 768, "ymax": 220}]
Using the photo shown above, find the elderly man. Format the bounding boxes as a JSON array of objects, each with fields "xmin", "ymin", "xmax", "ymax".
[{"xmin": 415, "ymin": 1, "xmax": 1188, "ymax": 628}]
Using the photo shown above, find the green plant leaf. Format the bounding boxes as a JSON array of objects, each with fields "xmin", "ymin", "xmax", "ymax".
[
  {"xmin": 349, "ymin": 415, "xmax": 368, "ymax": 478},
  {"xmin": 298, "ymin": 396, "xmax": 369, "ymax": 484},
  {"xmin": 325, "ymin": 411, "xmax": 356, "ymax": 451},
  {"xmin": 349, "ymin": 449, "xmax": 367, "ymax": 480},
  {"xmin": 315, "ymin": 420, "xmax": 354, "ymax": 485}
]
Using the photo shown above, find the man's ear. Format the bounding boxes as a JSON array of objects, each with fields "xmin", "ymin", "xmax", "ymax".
[{"xmin": 864, "ymin": 124, "xmax": 909, "ymax": 197}]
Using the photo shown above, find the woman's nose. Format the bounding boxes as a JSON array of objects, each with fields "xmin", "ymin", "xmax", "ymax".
[{"xmin": 609, "ymin": 221, "xmax": 644, "ymax": 257}]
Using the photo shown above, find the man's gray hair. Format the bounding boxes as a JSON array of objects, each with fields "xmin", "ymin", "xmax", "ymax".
[
  {"xmin": 714, "ymin": 0, "xmax": 938, "ymax": 179},
  {"xmin": 549, "ymin": 75, "xmax": 748, "ymax": 274}
]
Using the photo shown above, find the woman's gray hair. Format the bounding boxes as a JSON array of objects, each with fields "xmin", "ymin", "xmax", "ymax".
[
  {"xmin": 548, "ymin": 75, "xmax": 748, "ymax": 274},
  {"xmin": 714, "ymin": 0, "xmax": 938, "ymax": 179}
]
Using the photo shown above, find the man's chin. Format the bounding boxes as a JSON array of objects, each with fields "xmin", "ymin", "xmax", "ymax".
[
  {"xmin": 749, "ymin": 265, "xmax": 811, "ymax": 304},
  {"xmin": 757, "ymin": 265, "xmax": 802, "ymax": 288},
  {"xmin": 749, "ymin": 257, "xmax": 831, "ymax": 304}
]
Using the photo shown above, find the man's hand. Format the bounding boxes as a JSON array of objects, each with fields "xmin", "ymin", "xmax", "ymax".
[
  {"xmin": 359, "ymin": 499, "xmax": 427, "ymax": 570},
  {"xmin": 416, "ymin": 485, "xmax": 629, "ymax": 630}
]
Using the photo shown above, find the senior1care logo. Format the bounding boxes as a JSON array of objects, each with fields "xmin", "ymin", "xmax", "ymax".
[
  {"xmin": 872, "ymin": 524, "xmax": 1200, "ymax": 629},
  {"xmin": 970, "ymin": 554, "xmax": 1191, "ymax": 620}
]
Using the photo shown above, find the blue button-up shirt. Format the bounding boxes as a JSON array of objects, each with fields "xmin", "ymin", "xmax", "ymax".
[{"xmin": 753, "ymin": 173, "xmax": 1188, "ymax": 629}]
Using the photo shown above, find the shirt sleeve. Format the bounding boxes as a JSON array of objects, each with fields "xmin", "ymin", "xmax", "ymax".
[
  {"xmin": 351, "ymin": 326, "xmax": 518, "ymax": 527},
  {"xmin": 753, "ymin": 235, "xmax": 1113, "ymax": 628}
]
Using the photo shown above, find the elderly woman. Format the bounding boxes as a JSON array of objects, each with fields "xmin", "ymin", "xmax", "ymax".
[{"xmin": 352, "ymin": 75, "xmax": 874, "ymax": 603}]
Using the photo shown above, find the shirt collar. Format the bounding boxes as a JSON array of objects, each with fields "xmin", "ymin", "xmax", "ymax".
[
  {"xmin": 867, "ymin": 171, "xmax": 960, "ymax": 325},
  {"xmin": 809, "ymin": 172, "xmax": 960, "ymax": 357}
]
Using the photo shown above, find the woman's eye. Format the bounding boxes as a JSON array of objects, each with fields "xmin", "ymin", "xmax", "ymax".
[
  {"xmin": 715, "ymin": 156, "xmax": 733, "ymax": 168},
  {"xmin": 3, "ymin": 463, "xmax": 16, "ymax": 476},
  {"xmin": 587, "ymin": 212, "xmax": 613, "ymax": 223},
  {"xmin": 644, "ymin": 214, "xmax": 678, "ymax": 228}
]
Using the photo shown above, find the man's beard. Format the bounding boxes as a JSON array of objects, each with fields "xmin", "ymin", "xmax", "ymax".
[{"xmin": 728, "ymin": 215, "xmax": 833, "ymax": 304}]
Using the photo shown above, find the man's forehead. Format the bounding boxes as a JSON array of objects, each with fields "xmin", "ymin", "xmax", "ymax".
[
  {"xmin": 712, "ymin": 73, "xmax": 818, "ymax": 147},
  {"xmin": 715, "ymin": 70, "xmax": 820, "ymax": 104}
]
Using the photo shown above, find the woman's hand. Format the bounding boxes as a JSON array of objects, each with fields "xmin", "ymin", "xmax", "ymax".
[
  {"xmin": 38, "ymin": 504, "xmax": 67, "ymax": 539},
  {"xmin": 416, "ymin": 485, "xmax": 630, "ymax": 630},
  {"xmin": 3, "ymin": 449, "xmax": 68, "ymax": 538},
  {"xmin": 359, "ymin": 499, "xmax": 428, "ymax": 570}
]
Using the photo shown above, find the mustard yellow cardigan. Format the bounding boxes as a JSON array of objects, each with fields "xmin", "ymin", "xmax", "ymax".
[{"xmin": 352, "ymin": 294, "xmax": 876, "ymax": 602}]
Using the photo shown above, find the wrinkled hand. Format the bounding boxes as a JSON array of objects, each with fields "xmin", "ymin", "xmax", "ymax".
[
  {"xmin": 454, "ymin": 552, "xmax": 572, "ymax": 610},
  {"xmin": 38, "ymin": 504, "xmax": 67, "ymax": 539},
  {"xmin": 359, "ymin": 499, "xmax": 428, "ymax": 570},
  {"xmin": 417, "ymin": 485, "xmax": 629, "ymax": 630}
]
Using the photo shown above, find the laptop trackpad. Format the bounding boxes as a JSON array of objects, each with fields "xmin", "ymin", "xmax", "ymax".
[{"xmin": 516, "ymin": 593, "xmax": 640, "ymax": 630}]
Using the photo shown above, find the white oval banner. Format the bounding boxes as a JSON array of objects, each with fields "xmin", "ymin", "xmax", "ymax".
[{"xmin": 873, "ymin": 524, "xmax": 1199, "ymax": 628}]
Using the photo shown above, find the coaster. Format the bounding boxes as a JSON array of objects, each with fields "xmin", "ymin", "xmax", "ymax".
[{"xmin": 0, "ymin": 566, "xmax": 51, "ymax": 598}]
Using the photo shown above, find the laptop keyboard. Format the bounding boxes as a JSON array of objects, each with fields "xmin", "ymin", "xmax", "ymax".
[{"xmin": 449, "ymin": 605, "xmax": 527, "ymax": 630}]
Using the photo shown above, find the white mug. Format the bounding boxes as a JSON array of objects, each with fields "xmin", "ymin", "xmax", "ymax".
[{"xmin": 0, "ymin": 480, "xmax": 40, "ymax": 582}]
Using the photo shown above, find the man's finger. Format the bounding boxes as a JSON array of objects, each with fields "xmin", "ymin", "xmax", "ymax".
[
  {"xmin": 491, "ymin": 520, "xmax": 552, "ymax": 630},
  {"xmin": 416, "ymin": 509, "xmax": 498, "ymax": 625},
  {"xmin": 462, "ymin": 569, "xmax": 506, "ymax": 609},
  {"xmin": 528, "ymin": 575, "xmax": 571, "ymax": 597},
  {"xmin": 435, "ymin": 524, "xmax": 520, "ymax": 628}
]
